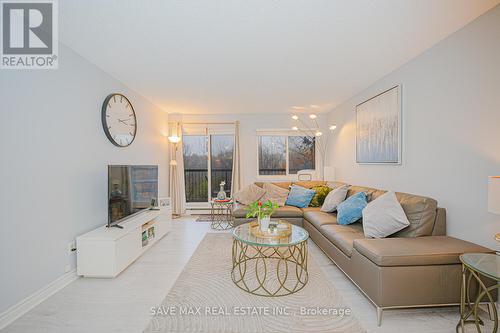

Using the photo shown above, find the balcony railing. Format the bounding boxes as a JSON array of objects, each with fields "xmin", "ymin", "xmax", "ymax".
[
  {"xmin": 184, "ymin": 169, "xmax": 233, "ymax": 203},
  {"xmin": 185, "ymin": 168, "xmax": 291, "ymax": 203},
  {"xmin": 258, "ymin": 168, "xmax": 287, "ymax": 175}
]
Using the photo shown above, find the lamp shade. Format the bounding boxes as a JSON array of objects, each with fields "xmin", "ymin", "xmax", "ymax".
[
  {"xmin": 488, "ymin": 176, "xmax": 500, "ymax": 215},
  {"xmin": 168, "ymin": 135, "xmax": 181, "ymax": 143}
]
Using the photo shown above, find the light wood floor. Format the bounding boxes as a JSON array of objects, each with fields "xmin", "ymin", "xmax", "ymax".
[{"xmin": 2, "ymin": 217, "xmax": 495, "ymax": 333}]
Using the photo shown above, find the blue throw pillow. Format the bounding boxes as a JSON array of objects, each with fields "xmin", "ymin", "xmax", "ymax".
[
  {"xmin": 337, "ymin": 192, "xmax": 367, "ymax": 225},
  {"xmin": 285, "ymin": 185, "xmax": 316, "ymax": 208}
]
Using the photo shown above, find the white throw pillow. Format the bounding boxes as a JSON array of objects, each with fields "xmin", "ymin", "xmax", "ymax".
[
  {"xmin": 362, "ymin": 191, "xmax": 410, "ymax": 238},
  {"xmin": 320, "ymin": 185, "xmax": 348, "ymax": 212},
  {"xmin": 233, "ymin": 184, "xmax": 266, "ymax": 205},
  {"xmin": 261, "ymin": 183, "xmax": 290, "ymax": 207}
]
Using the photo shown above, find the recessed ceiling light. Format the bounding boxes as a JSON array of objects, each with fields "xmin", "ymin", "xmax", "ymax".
[
  {"xmin": 309, "ymin": 114, "xmax": 317, "ymax": 119},
  {"xmin": 292, "ymin": 126, "xmax": 298, "ymax": 131},
  {"xmin": 329, "ymin": 125, "xmax": 337, "ymax": 130},
  {"xmin": 315, "ymin": 131, "xmax": 322, "ymax": 136},
  {"xmin": 291, "ymin": 115, "xmax": 299, "ymax": 120}
]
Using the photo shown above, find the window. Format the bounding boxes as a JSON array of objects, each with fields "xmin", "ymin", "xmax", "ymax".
[
  {"xmin": 288, "ymin": 136, "xmax": 315, "ymax": 174},
  {"xmin": 183, "ymin": 134, "xmax": 234, "ymax": 204},
  {"xmin": 258, "ymin": 134, "xmax": 315, "ymax": 176},
  {"xmin": 258, "ymin": 136, "xmax": 286, "ymax": 175}
]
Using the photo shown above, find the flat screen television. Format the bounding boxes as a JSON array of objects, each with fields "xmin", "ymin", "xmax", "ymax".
[{"xmin": 107, "ymin": 165, "xmax": 158, "ymax": 227}]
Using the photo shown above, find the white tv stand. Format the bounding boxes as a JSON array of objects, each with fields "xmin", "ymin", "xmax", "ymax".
[{"xmin": 77, "ymin": 207, "xmax": 171, "ymax": 278}]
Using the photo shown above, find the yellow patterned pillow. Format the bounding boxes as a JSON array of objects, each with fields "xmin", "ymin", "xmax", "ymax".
[{"xmin": 309, "ymin": 185, "xmax": 332, "ymax": 207}]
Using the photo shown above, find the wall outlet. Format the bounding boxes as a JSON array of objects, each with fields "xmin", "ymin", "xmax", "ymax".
[{"xmin": 68, "ymin": 241, "xmax": 76, "ymax": 255}]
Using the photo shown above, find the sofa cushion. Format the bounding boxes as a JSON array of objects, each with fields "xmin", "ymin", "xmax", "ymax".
[
  {"xmin": 293, "ymin": 181, "xmax": 327, "ymax": 189},
  {"xmin": 320, "ymin": 224, "xmax": 365, "ymax": 257},
  {"xmin": 326, "ymin": 181, "xmax": 348, "ymax": 190},
  {"xmin": 301, "ymin": 207, "xmax": 321, "ymax": 213},
  {"xmin": 353, "ymin": 236, "xmax": 493, "ymax": 267},
  {"xmin": 309, "ymin": 185, "xmax": 332, "ymax": 207},
  {"xmin": 321, "ymin": 185, "xmax": 348, "ymax": 212},
  {"xmin": 285, "ymin": 185, "xmax": 316, "ymax": 208},
  {"xmin": 233, "ymin": 183, "xmax": 266, "ymax": 205},
  {"xmin": 254, "ymin": 182, "xmax": 291, "ymax": 190},
  {"xmin": 392, "ymin": 192, "xmax": 438, "ymax": 237},
  {"xmin": 362, "ymin": 191, "xmax": 410, "ymax": 238},
  {"xmin": 337, "ymin": 192, "xmax": 367, "ymax": 225},
  {"xmin": 270, "ymin": 206, "xmax": 303, "ymax": 218},
  {"xmin": 347, "ymin": 185, "xmax": 438, "ymax": 237},
  {"xmin": 303, "ymin": 209, "xmax": 337, "ymax": 229},
  {"xmin": 261, "ymin": 183, "xmax": 290, "ymax": 206},
  {"xmin": 347, "ymin": 185, "xmax": 386, "ymax": 202},
  {"xmin": 232, "ymin": 203, "xmax": 248, "ymax": 218},
  {"xmin": 233, "ymin": 204, "xmax": 303, "ymax": 218}
]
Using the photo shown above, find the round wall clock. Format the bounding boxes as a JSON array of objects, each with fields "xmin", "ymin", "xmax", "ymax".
[{"xmin": 101, "ymin": 93, "xmax": 137, "ymax": 147}]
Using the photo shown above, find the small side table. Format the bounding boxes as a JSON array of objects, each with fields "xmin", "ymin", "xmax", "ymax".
[
  {"xmin": 456, "ymin": 253, "xmax": 499, "ymax": 333},
  {"xmin": 210, "ymin": 199, "xmax": 234, "ymax": 230}
]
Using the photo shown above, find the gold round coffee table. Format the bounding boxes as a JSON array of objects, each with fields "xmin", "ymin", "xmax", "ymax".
[
  {"xmin": 456, "ymin": 253, "xmax": 499, "ymax": 333},
  {"xmin": 231, "ymin": 220, "xmax": 309, "ymax": 297}
]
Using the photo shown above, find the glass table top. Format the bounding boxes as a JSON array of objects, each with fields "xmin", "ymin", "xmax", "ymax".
[
  {"xmin": 232, "ymin": 220, "xmax": 309, "ymax": 247},
  {"xmin": 460, "ymin": 253, "xmax": 500, "ymax": 281}
]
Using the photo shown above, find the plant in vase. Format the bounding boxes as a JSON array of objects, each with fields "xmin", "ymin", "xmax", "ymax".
[{"xmin": 245, "ymin": 200, "xmax": 279, "ymax": 232}]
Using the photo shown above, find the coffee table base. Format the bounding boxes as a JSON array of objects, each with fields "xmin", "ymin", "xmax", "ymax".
[
  {"xmin": 231, "ymin": 238, "xmax": 308, "ymax": 297},
  {"xmin": 456, "ymin": 263, "xmax": 499, "ymax": 333}
]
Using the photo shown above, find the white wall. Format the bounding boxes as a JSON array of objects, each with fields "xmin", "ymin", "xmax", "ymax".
[
  {"xmin": 326, "ymin": 6, "xmax": 500, "ymax": 250},
  {"xmin": 178, "ymin": 113, "xmax": 331, "ymax": 186},
  {"xmin": 0, "ymin": 44, "xmax": 169, "ymax": 314}
]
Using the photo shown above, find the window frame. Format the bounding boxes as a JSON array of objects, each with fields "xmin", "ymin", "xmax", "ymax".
[{"xmin": 256, "ymin": 130, "xmax": 318, "ymax": 180}]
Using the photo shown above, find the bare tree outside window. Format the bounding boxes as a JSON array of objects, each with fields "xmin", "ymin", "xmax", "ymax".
[
  {"xmin": 289, "ymin": 136, "xmax": 315, "ymax": 174},
  {"xmin": 258, "ymin": 136, "xmax": 286, "ymax": 175},
  {"xmin": 183, "ymin": 136, "xmax": 208, "ymax": 202},
  {"xmin": 210, "ymin": 135, "xmax": 234, "ymax": 198},
  {"xmin": 258, "ymin": 135, "xmax": 315, "ymax": 176},
  {"xmin": 183, "ymin": 135, "xmax": 234, "ymax": 203}
]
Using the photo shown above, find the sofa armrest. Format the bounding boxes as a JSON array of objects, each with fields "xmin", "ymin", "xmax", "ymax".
[{"xmin": 353, "ymin": 236, "xmax": 493, "ymax": 267}]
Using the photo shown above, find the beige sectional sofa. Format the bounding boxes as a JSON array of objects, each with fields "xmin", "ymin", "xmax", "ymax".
[{"xmin": 233, "ymin": 181, "xmax": 495, "ymax": 325}]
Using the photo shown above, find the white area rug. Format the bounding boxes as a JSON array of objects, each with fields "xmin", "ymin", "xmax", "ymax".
[{"xmin": 144, "ymin": 233, "xmax": 365, "ymax": 333}]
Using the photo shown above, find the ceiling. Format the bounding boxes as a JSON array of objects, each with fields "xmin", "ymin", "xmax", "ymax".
[{"xmin": 59, "ymin": 0, "xmax": 499, "ymax": 114}]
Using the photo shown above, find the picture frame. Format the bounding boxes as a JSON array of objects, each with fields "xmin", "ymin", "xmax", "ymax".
[{"xmin": 355, "ymin": 85, "xmax": 402, "ymax": 164}]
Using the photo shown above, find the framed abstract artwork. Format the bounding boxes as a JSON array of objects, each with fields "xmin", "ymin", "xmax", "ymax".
[{"xmin": 356, "ymin": 85, "xmax": 402, "ymax": 164}]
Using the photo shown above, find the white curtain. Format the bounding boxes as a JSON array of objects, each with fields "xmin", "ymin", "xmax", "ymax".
[
  {"xmin": 169, "ymin": 126, "xmax": 186, "ymax": 216},
  {"xmin": 231, "ymin": 121, "xmax": 241, "ymax": 197}
]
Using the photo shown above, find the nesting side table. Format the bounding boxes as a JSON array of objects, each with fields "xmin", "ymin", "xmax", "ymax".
[{"xmin": 210, "ymin": 199, "xmax": 234, "ymax": 230}]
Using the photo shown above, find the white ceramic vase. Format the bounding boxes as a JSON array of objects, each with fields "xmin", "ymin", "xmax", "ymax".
[{"xmin": 260, "ymin": 216, "xmax": 270, "ymax": 232}]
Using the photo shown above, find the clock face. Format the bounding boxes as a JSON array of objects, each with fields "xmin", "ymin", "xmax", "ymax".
[{"xmin": 101, "ymin": 93, "xmax": 137, "ymax": 147}]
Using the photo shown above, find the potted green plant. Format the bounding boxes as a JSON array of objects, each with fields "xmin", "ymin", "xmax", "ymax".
[{"xmin": 245, "ymin": 200, "xmax": 279, "ymax": 232}]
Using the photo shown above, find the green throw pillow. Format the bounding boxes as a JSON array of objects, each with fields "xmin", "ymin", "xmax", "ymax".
[{"xmin": 309, "ymin": 185, "xmax": 332, "ymax": 207}]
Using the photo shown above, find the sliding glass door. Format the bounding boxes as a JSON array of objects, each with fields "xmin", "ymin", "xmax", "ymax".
[
  {"xmin": 183, "ymin": 134, "xmax": 234, "ymax": 206},
  {"xmin": 183, "ymin": 136, "xmax": 208, "ymax": 203},
  {"xmin": 210, "ymin": 135, "xmax": 234, "ymax": 199}
]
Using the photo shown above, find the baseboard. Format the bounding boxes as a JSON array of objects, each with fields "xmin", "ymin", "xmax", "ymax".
[{"xmin": 0, "ymin": 269, "xmax": 79, "ymax": 330}]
